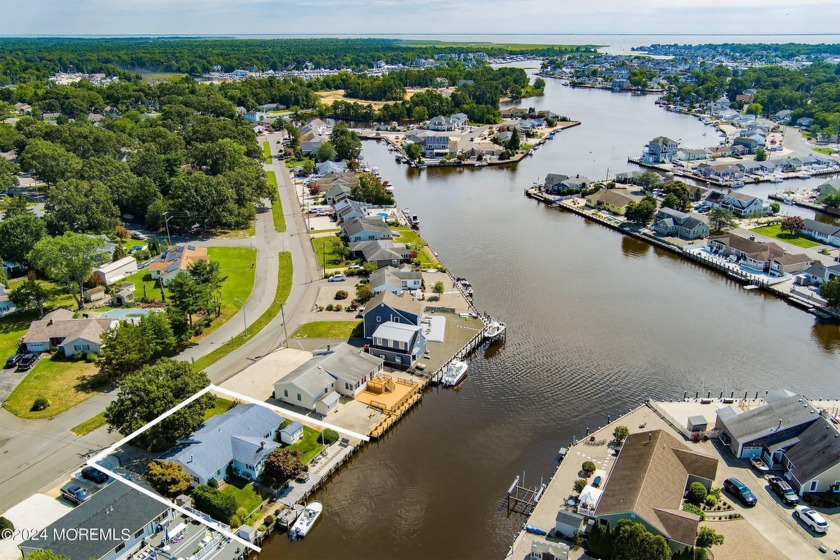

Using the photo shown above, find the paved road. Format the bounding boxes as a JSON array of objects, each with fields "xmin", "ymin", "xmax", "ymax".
[{"xmin": 0, "ymin": 133, "xmax": 324, "ymax": 512}]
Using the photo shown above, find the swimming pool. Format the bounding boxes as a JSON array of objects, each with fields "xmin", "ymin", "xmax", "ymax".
[{"xmin": 98, "ymin": 308, "xmax": 162, "ymax": 320}]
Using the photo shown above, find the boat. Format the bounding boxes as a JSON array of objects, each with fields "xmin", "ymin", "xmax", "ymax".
[
  {"xmin": 441, "ymin": 360, "xmax": 468, "ymax": 387},
  {"xmin": 410, "ymin": 214, "xmax": 420, "ymax": 228},
  {"xmin": 731, "ymin": 180, "xmax": 745, "ymax": 187},
  {"xmin": 769, "ymin": 176, "xmax": 784, "ymax": 183},
  {"xmin": 750, "ymin": 458, "xmax": 770, "ymax": 472},
  {"xmin": 474, "ymin": 161, "xmax": 488, "ymax": 167},
  {"xmin": 800, "ymin": 173, "xmax": 812, "ymax": 179},
  {"xmin": 484, "ymin": 320, "xmax": 507, "ymax": 340},
  {"xmin": 289, "ymin": 502, "xmax": 322, "ymax": 539}
]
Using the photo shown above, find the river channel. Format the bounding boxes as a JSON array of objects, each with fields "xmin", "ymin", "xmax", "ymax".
[{"xmin": 263, "ymin": 63, "xmax": 840, "ymax": 560}]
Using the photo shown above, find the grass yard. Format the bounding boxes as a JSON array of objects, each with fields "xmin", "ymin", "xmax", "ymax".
[
  {"xmin": 71, "ymin": 411, "xmax": 107, "ymax": 436},
  {"xmin": 203, "ymin": 396, "xmax": 237, "ymax": 421},
  {"xmin": 4, "ymin": 354, "xmax": 108, "ymax": 419},
  {"xmin": 285, "ymin": 157, "xmax": 314, "ymax": 170},
  {"xmin": 262, "ymin": 142, "xmax": 272, "ymax": 164},
  {"xmin": 285, "ymin": 426, "xmax": 325, "ymax": 465},
  {"xmin": 813, "ymin": 146, "xmax": 834, "ymax": 155},
  {"xmin": 140, "ymin": 72, "xmax": 187, "ymax": 83},
  {"xmin": 192, "ymin": 247, "xmax": 256, "ymax": 340},
  {"xmin": 192, "ymin": 252, "xmax": 293, "ymax": 372},
  {"xmin": 221, "ymin": 478, "xmax": 265, "ymax": 517},
  {"xmin": 311, "ymin": 235, "xmax": 358, "ymax": 269},
  {"xmin": 0, "ymin": 312, "xmax": 33, "ymax": 362},
  {"xmin": 416, "ymin": 246, "xmax": 441, "ymax": 267},
  {"xmin": 393, "ymin": 227, "xmax": 427, "ymax": 248},
  {"xmin": 752, "ymin": 223, "xmax": 821, "ymax": 248},
  {"xmin": 267, "ymin": 171, "xmax": 286, "ymax": 232},
  {"xmin": 292, "ymin": 321, "xmax": 362, "ymax": 339}
]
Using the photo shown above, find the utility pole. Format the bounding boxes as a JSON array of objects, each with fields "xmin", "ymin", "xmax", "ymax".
[{"xmin": 280, "ymin": 303, "xmax": 289, "ymax": 347}]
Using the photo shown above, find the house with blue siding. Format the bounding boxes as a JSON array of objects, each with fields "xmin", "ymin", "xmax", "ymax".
[
  {"xmin": 162, "ymin": 404, "xmax": 282, "ymax": 485},
  {"xmin": 363, "ymin": 291, "xmax": 424, "ymax": 338},
  {"xmin": 369, "ymin": 321, "xmax": 427, "ymax": 369},
  {"xmin": 341, "ymin": 217, "xmax": 394, "ymax": 243}
]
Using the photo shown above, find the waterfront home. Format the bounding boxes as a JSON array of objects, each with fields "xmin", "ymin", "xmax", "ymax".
[
  {"xmin": 341, "ymin": 217, "xmax": 394, "ymax": 243},
  {"xmin": 707, "ymin": 234, "xmax": 811, "ymax": 275},
  {"xmin": 695, "ymin": 163, "xmax": 744, "ymax": 181},
  {"xmin": 705, "ymin": 192, "xmax": 770, "ymax": 217},
  {"xmin": 545, "ymin": 175, "xmax": 591, "ymax": 195},
  {"xmin": 22, "ymin": 309, "xmax": 115, "ymax": 357},
  {"xmin": 543, "ymin": 173, "xmax": 570, "ymax": 191},
  {"xmin": 641, "ymin": 136, "xmax": 679, "ymax": 164},
  {"xmin": 324, "ymin": 183, "xmax": 352, "ymax": 206},
  {"xmin": 427, "ymin": 113, "xmax": 469, "ymax": 131},
  {"xmin": 675, "ymin": 148, "xmax": 708, "ymax": 162},
  {"xmin": 369, "ymin": 266, "xmax": 423, "ymax": 295},
  {"xmin": 706, "ymin": 145, "xmax": 731, "ymax": 158},
  {"xmin": 300, "ymin": 131, "xmax": 327, "ymax": 155},
  {"xmin": 369, "ymin": 321, "xmax": 427, "ymax": 369},
  {"xmin": 148, "ymin": 244, "xmax": 209, "ymax": 286},
  {"xmin": 801, "ymin": 218, "xmax": 840, "ymax": 247},
  {"xmin": 500, "ymin": 107, "xmax": 529, "ymax": 119},
  {"xmin": 307, "ymin": 171, "xmax": 359, "ymax": 194},
  {"xmin": 0, "ymin": 283, "xmax": 16, "ymax": 316},
  {"xmin": 349, "ymin": 240, "xmax": 411, "ymax": 269},
  {"xmin": 530, "ymin": 540, "xmax": 570, "ymax": 560},
  {"xmin": 818, "ymin": 179, "xmax": 840, "ymax": 199},
  {"xmin": 614, "ymin": 170, "xmax": 643, "ymax": 184},
  {"xmin": 334, "ymin": 198, "xmax": 367, "ymax": 223},
  {"xmin": 652, "ymin": 208, "xmax": 710, "ymax": 240},
  {"xmin": 518, "ymin": 118, "xmax": 547, "ymax": 132},
  {"xmin": 19, "ymin": 483, "xmax": 171, "ymax": 560},
  {"xmin": 92, "ymin": 256, "xmax": 138, "ymax": 286},
  {"xmin": 594, "ymin": 430, "xmax": 718, "ymax": 552},
  {"xmin": 405, "ymin": 131, "xmax": 451, "ymax": 158},
  {"xmin": 163, "ymin": 403, "xmax": 281, "ymax": 485},
  {"xmin": 469, "ymin": 141, "xmax": 504, "ymax": 158},
  {"xmin": 315, "ymin": 160, "xmax": 347, "ymax": 176},
  {"xmin": 733, "ymin": 135, "xmax": 765, "ymax": 153},
  {"xmin": 584, "ymin": 189, "xmax": 642, "ymax": 216},
  {"xmin": 363, "ymin": 291, "xmax": 423, "ymax": 338}
]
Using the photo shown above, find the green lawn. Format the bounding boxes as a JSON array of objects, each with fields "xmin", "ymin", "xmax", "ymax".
[
  {"xmin": 285, "ymin": 157, "xmax": 314, "ymax": 170},
  {"xmin": 285, "ymin": 426, "xmax": 324, "ymax": 465},
  {"xmin": 192, "ymin": 252, "xmax": 293, "ymax": 372},
  {"xmin": 203, "ymin": 397, "xmax": 236, "ymax": 421},
  {"xmin": 752, "ymin": 223, "xmax": 821, "ymax": 248},
  {"xmin": 267, "ymin": 171, "xmax": 286, "ymax": 232},
  {"xmin": 311, "ymin": 235, "xmax": 359, "ymax": 269},
  {"xmin": 814, "ymin": 146, "xmax": 835, "ymax": 155},
  {"xmin": 0, "ymin": 312, "xmax": 32, "ymax": 363},
  {"xmin": 221, "ymin": 479, "xmax": 265, "ymax": 517},
  {"xmin": 4, "ymin": 353, "xmax": 108, "ymax": 419},
  {"xmin": 394, "ymin": 227, "xmax": 427, "ymax": 248},
  {"xmin": 292, "ymin": 321, "xmax": 362, "ymax": 339},
  {"xmin": 262, "ymin": 142, "xmax": 272, "ymax": 164},
  {"xmin": 71, "ymin": 411, "xmax": 107, "ymax": 436},
  {"xmin": 416, "ymin": 246, "xmax": 441, "ymax": 267}
]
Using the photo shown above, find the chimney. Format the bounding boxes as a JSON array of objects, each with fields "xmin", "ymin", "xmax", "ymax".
[
  {"xmin": 648, "ymin": 433, "xmax": 652, "ymax": 443},
  {"xmin": 259, "ymin": 441, "xmax": 266, "ymax": 450},
  {"xmin": 47, "ymin": 319, "xmax": 53, "ymax": 326}
]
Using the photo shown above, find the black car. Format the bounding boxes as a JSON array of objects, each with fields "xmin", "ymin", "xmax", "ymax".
[
  {"xmin": 16, "ymin": 353, "xmax": 38, "ymax": 371},
  {"xmin": 5, "ymin": 354, "xmax": 21, "ymax": 369},
  {"xmin": 724, "ymin": 477, "xmax": 757, "ymax": 507},
  {"xmin": 81, "ymin": 467, "xmax": 109, "ymax": 485},
  {"xmin": 768, "ymin": 476, "xmax": 800, "ymax": 505}
]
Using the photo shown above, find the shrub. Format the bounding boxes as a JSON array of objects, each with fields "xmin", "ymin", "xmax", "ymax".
[
  {"xmin": 334, "ymin": 290, "xmax": 348, "ymax": 300},
  {"xmin": 192, "ymin": 485, "xmax": 237, "ymax": 524},
  {"xmin": 573, "ymin": 478, "xmax": 587, "ymax": 493},
  {"xmin": 612, "ymin": 425, "xmax": 630, "ymax": 443},
  {"xmin": 582, "ymin": 461, "xmax": 596, "ymax": 476},
  {"xmin": 325, "ymin": 304, "xmax": 334, "ymax": 311},
  {"xmin": 704, "ymin": 494, "xmax": 718, "ymax": 508},
  {"xmin": 319, "ymin": 428, "xmax": 339, "ymax": 444},
  {"xmin": 258, "ymin": 524, "xmax": 266, "ymax": 532},
  {"xmin": 208, "ymin": 478, "xmax": 219, "ymax": 489},
  {"xmin": 334, "ymin": 304, "xmax": 343, "ymax": 311},
  {"xmin": 687, "ymin": 482, "xmax": 708, "ymax": 505},
  {"xmin": 0, "ymin": 517, "xmax": 14, "ymax": 539},
  {"xmin": 682, "ymin": 502, "xmax": 705, "ymax": 521},
  {"xmin": 146, "ymin": 460, "xmax": 192, "ymax": 498},
  {"xmin": 230, "ymin": 515, "xmax": 242, "ymax": 528},
  {"xmin": 236, "ymin": 507, "xmax": 248, "ymax": 520},
  {"xmin": 265, "ymin": 515, "xmax": 275, "ymax": 526},
  {"xmin": 85, "ymin": 352, "xmax": 98, "ymax": 363},
  {"xmin": 31, "ymin": 396, "xmax": 50, "ymax": 411}
]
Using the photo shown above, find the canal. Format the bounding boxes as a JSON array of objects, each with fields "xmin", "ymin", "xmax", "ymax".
[{"xmin": 263, "ymin": 64, "xmax": 840, "ymax": 559}]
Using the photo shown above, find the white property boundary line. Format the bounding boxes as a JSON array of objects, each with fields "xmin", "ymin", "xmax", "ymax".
[{"xmin": 88, "ymin": 384, "xmax": 371, "ymax": 553}]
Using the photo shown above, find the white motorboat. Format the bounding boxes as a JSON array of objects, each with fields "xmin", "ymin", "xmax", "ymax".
[
  {"xmin": 485, "ymin": 320, "xmax": 507, "ymax": 340},
  {"xmin": 769, "ymin": 176, "xmax": 784, "ymax": 183},
  {"xmin": 441, "ymin": 360, "xmax": 468, "ymax": 387},
  {"xmin": 290, "ymin": 502, "xmax": 322, "ymax": 539}
]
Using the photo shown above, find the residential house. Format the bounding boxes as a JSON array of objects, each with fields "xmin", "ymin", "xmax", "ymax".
[
  {"xmin": 818, "ymin": 179, "xmax": 840, "ymax": 199},
  {"xmin": 244, "ymin": 110, "xmax": 265, "ymax": 123},
  {"xmin": 595, "ymin": 430, "xmax": 718, "ymax": 552},
  {"xmin": 796, "ymin": 117, "xmax": 815, "ymax": 129},
  {"xmin": 307, "ymin": 171, "xmax": 359, "ymax": 195},
  {"xmin": 801, "ymin": 218, "xmax": 840, "ymax": 247},
  {"xmin": 19, "ymin": 483, "xmax": 171, "ymax": 560},
  {"xmin": 349, "ymin": 240, "xmax": 411, "ymax": 269},
  {"xmin": 652, "ymin": 208, "xmax": 710, "ymax": 240},
  {"xmin": 22, "ymin": 309, "xmax": 115, "ymax": 357},
  {"xmin": 0, "ymin": 283, "xmax": 16, "ymax": 316},
  {"xmin": 715, "ymin": 192, "xmax": 771, "ymax": 217},
  {"xmin": 363, "ymin": 291, "xmax": 423, "ymax": 338},
  {"xmin": 406, "ymin": 132, "xmax": 451, "ymax": 159},
  {"xmin": 708, "ymin": 234, "xmax": 811, "ymax": 275},
  {"xmin": 783, "ymin": 416, "xmax": 840, "ymax": 495},
  {"xmin": 773, "ymin": 110, "xmax": 793, "ymax": 123},
  {"xmin": 500, "ymin": 107, "xmax": 529, "ymax": 119},
  {"xmin": 14, "ymin": 102, "xmax": 32, "ymax": 115},
  {"xmin": 162, "ymin": 404, "xmax": 282, "ymax": 485},
  {"xmin": 324, "ymin": 184, "xmax": 352, "ymax": 206},
  {"xmin": 342, "ymin": 217, "xmax": 394, "ymax": 243},
  {"xmin": 642, "ymin": 137, "xmax": 679, "ymax": 164},
  {"xmin": 334, "ymin": 199, "xmax": 367, "ymax": 223},
  {"xmin": 675, "ymin": 148, "xmax": 708, "ymax": 162},
  {"xmin": 706, "ymin": 145, "xmax": 731, "ymax": 158},
  {"xmin": 530, "ymin": 540, "xmax": 570, "ymax": 560},
  {"xmin": 148, "ymin": 245, "xmax": 209, "ymax": 286},
  {"xmin": 427, "ymin": 114, "xmax": 468, "ymax": 131},
  {"xmin": 695, "ymin": 163, "xmax": 744, "ymax": 181},
  {"xmin": 543, "ymin": 173, "xmax": 570, "ymax": 191},
  {"xmin": 733, "ymin": 135, "xmax": 765, "ymax": 154},
  {"xmin": 469, "ymin": 141, "xmax": 504, "ymax": 158},
  {"xmin": 300, "ymin": 131, "xmax": 327, "ymax": 155},
  {"xmin": 369, "ymin": 321, "xmax": 427, "ymax": 369},
  {"xmin": 584, "ymin": 189, "xmax": 642, "ymax": 216},
  {"xmin": 93, "ymin": 256, "xmax": 138, "ymax": 286},
  {"xmin": 545, "ymin": 175, "xmax": 591, "ymax": 195},
  {"xmin": 518, "ymin": 118, "xmax": 547, "ymax": 132},
  {"xmin": 369, "ymin": 266, "xmax": 423, "ymax": 295},
  {"xmin": 315, "ymin": 160, "xmax": 347, "ymax": 176}
]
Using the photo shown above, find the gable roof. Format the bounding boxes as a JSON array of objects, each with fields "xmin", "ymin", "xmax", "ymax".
[
  {"xmin": 588, "ymin": 189, "xmax": 640, "ymax": 208},
  {"xmin": 709, "ymin": 234, "xmax": 810, "ymax": 266},
  {"xmin": 148, "ymin": 244, "xmax": 208, "ymax": 275},
  {"xmin": 718, "ymin": 394, "xmax": 818, "ymax": 442},
  {"xmin": 280, "ymin": 421, "xmax": 304, "ymax": 436},
  {"xmin": 94, "ymin": 256, "xmax": 136, "ymax": 275},
  {"xmin": 23, "ymin": 312, "xmax": 114, "ymax": 345},
  {"xmin": 544, "ymin": 173, "xmax": 570, "ymax": 187},
  {"xmin": 366, "ymin": 290, "xmax": 424, "ymax": 318},
  {"xmin": 279, "ymin": 343, "xmax": 383, "ymax": 389},
  {"xmin": 230, "ymin": 435, "xmax": 280, "ymax": 467},
  {"xmin": 803, "ymin": 218, "xmax": 840, "ymax": 238},
  {"xmin": 372, "ymin": 321, "xmax": 423, "ymax": 344},
  {"xmin": 342, "ymin": 216, "xmax": 392, "ymax": 237},
  {"xmin": 784, "ymin": 417, "xmax": 840, "ymax": 485},
  {"xmin": 596, "ymin": 430, "xmax": 717, "ymax": 546}
]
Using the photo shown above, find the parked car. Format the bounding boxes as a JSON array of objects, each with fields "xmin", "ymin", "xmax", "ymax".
[
  {"xmin": 724, "ymin": 477, "xmax": 757, "ymax": 506},
  {"xmin": 328, "ymin": 274, "xmax": 346, "ymax": 282},
  {"xmin": 81, "ymin": 467, "xmax": 109, "ymax": 485},
  {"xmin": 5, "ymin": 354, "xmax": 21, "ymax": 369},
  {"xmin": 767, "ymin": 476, "xmax": 800, "ymax": 505},
  {"xmin": 61, "ymin": 483, "xmax": 90, "ymax": 505},
  {"xmin": 16, "ymin": 353, "xmax": 39, "ymax": 371},
  {"xmin": 794, "ymin": 506, "xmax": 829, "ymax": 533},
  {"xmin": 131, "ymin": 231, "xmax": 148, "ymax": 240},
  {"xmin": 348, "ymin": 264, "xmax": 363, "ymax": 270}
]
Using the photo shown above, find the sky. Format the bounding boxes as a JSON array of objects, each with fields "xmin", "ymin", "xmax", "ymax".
[{"xmin": 2, "ymin": 0, "xmax": 840, "ymax": 37}]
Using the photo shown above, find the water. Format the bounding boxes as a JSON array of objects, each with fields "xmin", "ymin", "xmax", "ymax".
[{"xmin": 264, "ymin": 62, "xmax": 840, "ymax": 560}]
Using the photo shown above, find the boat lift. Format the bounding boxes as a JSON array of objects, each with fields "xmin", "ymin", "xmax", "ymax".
[{"xmin": 506, "ymin": 472, "xmax": 546, "ymax": 516}]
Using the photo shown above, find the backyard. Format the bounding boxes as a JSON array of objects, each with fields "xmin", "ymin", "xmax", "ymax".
[
  {"xmin": 292, "ymin": 321, "xmax": 363, "ymax": 339},
  {"xmin": 221, "ymin": 478, "xmax": 266, "ymax": 520},
  {"xmin": 284, "ymin": 425, "xmax": 325, "ymax": 465},
  {"xmin": 311, "ymin": 235, "xmax": 359, "ymax": 269},
  {"xmin": 204, "ymin": 396, "xmax": 237, "ymax": 421},
  {"xmin": 752, "ymin": 223, "xmax": 821, "ymax": 249}
]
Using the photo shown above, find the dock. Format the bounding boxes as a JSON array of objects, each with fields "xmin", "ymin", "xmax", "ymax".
[{"xmin": 768, "ymin": 192, "xmax": 840, "ymax": 217}]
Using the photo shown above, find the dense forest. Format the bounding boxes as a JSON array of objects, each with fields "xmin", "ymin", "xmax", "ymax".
[{"xmin": 0, "ymin": 38, "xmax": 592, "ymax": 84}]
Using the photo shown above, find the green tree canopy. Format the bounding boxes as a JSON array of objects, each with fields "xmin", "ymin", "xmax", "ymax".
[
  {"xmin": 708, "ymin": 206, "xmax": 737, "ymax": 233},
  {"xmin": 330, "ymin": 123, "xmax": 362, "ymax": 161},
  {"xmin": 45, "ymin": 178, "xmax": 121, "ymax": 234},
  {"xmin": 145, "ymin": 460, "xmax": 192, "ymax": 498},
  {"xmin": 27, "ymin": 232, "xmax": 106, "ymax": 309},
  {"xmin": 315, "ymin": 141, "xmax": 337, "ymax": 163},
  {"xmin": 0, "ymin": 213, "xmax": 46, "ymax": 264},
  {"xmin": 18, "ymin": 138, "xmax": 81, "ymax": 185},
  {"xmin": 99, "ymin": 312, "xmax": 177, "ymax": 379}
]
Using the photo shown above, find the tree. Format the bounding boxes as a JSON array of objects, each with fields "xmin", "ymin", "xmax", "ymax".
[
  {"xmin": 188, "ymin": 259, "xmax": 227, "ymax": 316},
  {"xmin": 330, "ymin": 123, "xmax": 362, "ymax": 161},
  {"xmin": 661, "ymin": 193, "xmax": 681, "ymax": 211},
  {"xmin": 821, "ymin": 277, "xmax": 840, "ymax": 308},
  {"xmin": 433, "ymin": 280, "xmax": 445, "ymax": 297},
  {"xmin": 145, "ymin": 460, "xmax": 192, "ymax": 498},
  {"xmin": 9, "ymin": 275, "xmax": 50, "ymax": 318},
  {"xmin": 405, "ymin": 142, "xmax": 423, "ymax": 162},
  {"xmin": 625, "ymin": 196, "xmax": 657, "ymax": 225},
  {"xmin": 755, "ymin": 147, "xmax": 768, "ymax": 161},
  {"xmin": 45, "ymin": 179, "xmax": 121, "ymax": 234},
  {"xmin": 315, "ymin": 141, "xmax": 337, "ymax": 163},
  {"xmin": 0, "ymin": 213, "xmax": 46, "ymax": 264},
  {"xmin": 18, "ymin": 138, "xmax": 81, "ymax": 185},
  {"xmin": 687, "ymin": 482, "xmax": 708, "ymax": 505},
  {"xmin": 25, "ymin": 552, "xmax": 68, "ymax": 560},
  {"xmin": 28, "ymin": 232, "xmax": 106, "ymax": 309},
  {"xmin": 708, "ymin": 206, "xmax": 737, "ymax": 233},
  {"xmin": 582, "ymin": 461, "xmax": 596, "ymax": 476},
  {"xmin": 613, "ymin": 425, "xmax": 630, "ymax": 444},
  {"xmin": 587, "ymin": 522, "xmax": 614, "ymax": 558},
  {"xmin": 319, "ymin": 428, "xmax": 339, "ymax": 444},
  {"xmin": 113, "ymin": 244, "xmax": 128, "ymax": 261},
  {"xmin": 263, "ymin": 448, "xmax": 304, "ymax": 482},
  {"xmin": 99, "ymin": 313, "xmax": 177, "ymax": 379},
  {"xmin": 356, "ymin": 282, "xmax": 374, "ymax": 304},
  {"xmin": 821, "ymin": 191, "xmax": 840, "ymax": 209},
  {"xmin": 780, "ymin": 215, "xmax": 805, "ymax": 236},
  {"xmin": 746, "ymin": 103, "xmax": 763, "ymax": 116},
  {"xmin": 283, "ymin": 121, "xmax": 300, "ymax": 149},
  {"xmin": 533, "ymin": 77, "xmax": 546, "ymax": 90},
  {"xmin": 192, "ymin": 485, "xmax": 238, "ymax": 524},
  {"xmin": 696, "ymin": 526, "xmax": 725, "ymax": 549},
  {"xmin": 613, "ymin": 519, "xmax": 671, "ymax": 560},
  {"xmin": 411, "ymin": 106, "xmax": 428, "ymax": 122},
  {"xmin": 2, "ymin": 195, "xmax": 30, "ymax": 219},
  {"xmin": 167, "ymin": 272, "xmax": 203, "ymax": 328},
  {"xmin": 635, "ymin": 171, "xmax": 662, "ymax": 190},
  {"xmin": 507, "ymin": 128, "xmax": 521, "ymax": 151},
  {"xmin": 104, "ymin": 359, "xmax": 215, "ymax": 451}
]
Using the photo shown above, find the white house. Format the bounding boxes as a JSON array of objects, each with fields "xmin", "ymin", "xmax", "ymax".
[
  {"xmin": 369, "ymin": 266, "xmax": 423, "ymax": 295},
  {"xmin": 92, "ymin": 256, "xmax": 138, "ymax": 286},
  {"xmin": 801, "ymin": 219, "xmax": 840, "ymax": 247},
  {"xmin": 0, "ymin": 283, "xmax": 16, "ymax": 316},
  {"xmin": 22, "ymin": 309, "xmax": 115, "ymax": 357}
]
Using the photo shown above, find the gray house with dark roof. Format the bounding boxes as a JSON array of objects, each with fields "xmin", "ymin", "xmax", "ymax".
[
  {"xmin": 652, "ymin": 208, "xmax": 710, "ymax": 240},
  {"xmin": 341, "ymin": 216, "xmax": 394, "ymax": 243},
  {"xmin": 20, "ymin": 483, "xmax": 171, "ymax": 560},
  {"xmin": 369, "ymin": 321, "xmax": 427, "ymax": 369},
  {"xmin": 782, "ymin": 417, "xmax": 840, "ymax": 495},
  {"xmin": 801, "ymin": 218, "xmax": 840, "ymax": 248}
]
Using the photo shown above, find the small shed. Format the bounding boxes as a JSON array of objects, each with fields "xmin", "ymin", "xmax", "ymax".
[
  {"xmin": 84, "ymin": 286, "xmax": 107, "ymax": 303},
  {"xmin": 280, "ymin": 421, "xmax": 304, "ymax": 445},
  {"xmin": 687, "ymin": 415, "xmax": 708, "ymax": 435},
  {"xmin": 554, "ymin": 510, "xmax": 584, "ymax": 539},
  {"xmin": 236, "ymin": 525, "xmax": 256, "ymax": 543}
]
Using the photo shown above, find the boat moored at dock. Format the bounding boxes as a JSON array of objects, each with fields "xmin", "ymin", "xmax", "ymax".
[
  {"xmin": 484, "ymin": 320, "xmax": 507, "ymax": 340},
  {"xmin": 290, "ymin": 502, "xmax": 322, "ymax": 539},
  {"xmin": 441, "ymin": 360, "xmax": 468, "ymax": 387}
]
